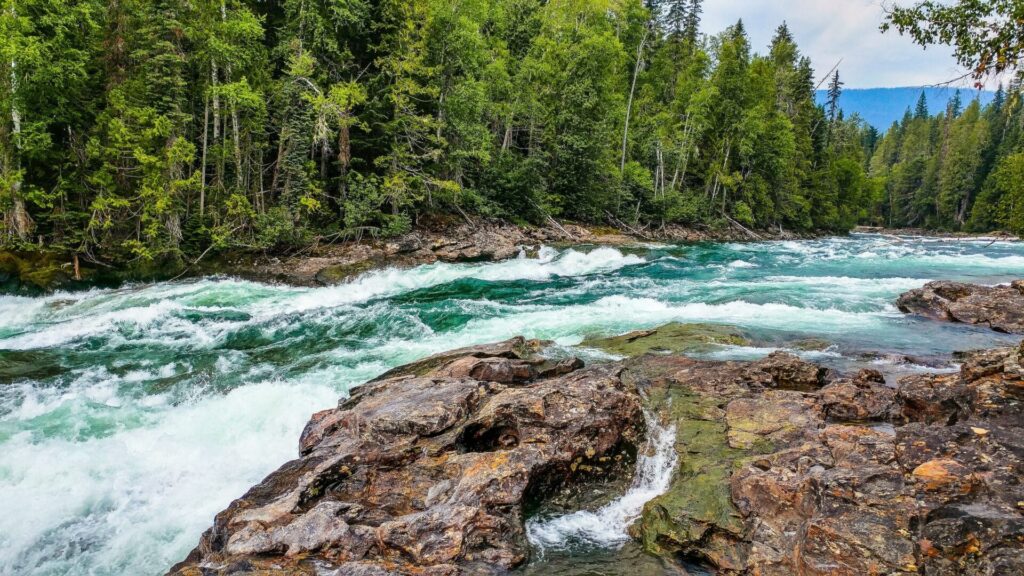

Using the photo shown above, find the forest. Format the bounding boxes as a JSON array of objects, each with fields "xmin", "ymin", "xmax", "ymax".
[
  {"xmin": 864, "ymin": 85, "xmax": 1024, "ymax": 234},
  {"xmin": 0, "ymin": 0, "xmax": 1019, "ymax": 270}
]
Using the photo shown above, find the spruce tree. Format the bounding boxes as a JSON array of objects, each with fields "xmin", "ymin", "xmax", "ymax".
[
  {"xmin": 915, "ymin": 92, "xmax": 929, "ymax": 119},
  {"xmin": 682, "ymin": 0, "xmax": 702, "ymax": 43},
  {"xmin": 826, "ymin": 71, "xmax": 843, "ymax": 123}
]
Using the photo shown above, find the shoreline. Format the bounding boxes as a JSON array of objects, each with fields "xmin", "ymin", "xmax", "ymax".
[
  {"xmin": 3, "ymin": 222, "xmax": 1018, "ymax": 295},
  {"xmin": 852, "ymin": 225, "xmax": 1021, "ymax": 241},
  {"xmin": 0, "ymin": 219, "xmax": 814, "ymax": 294}
]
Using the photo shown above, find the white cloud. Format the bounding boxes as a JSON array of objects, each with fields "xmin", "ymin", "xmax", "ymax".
[{"xmin": 700, "ymin": 0, "xmax": 967, "ymax": 88}]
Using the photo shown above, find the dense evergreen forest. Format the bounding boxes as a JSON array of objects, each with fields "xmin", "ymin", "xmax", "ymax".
[
  {"xmin": 865, "ymin": 85, "xmax": 1024, "ymax": 234},
  {"xmin": 1, "ymin": 0, "xmax": 887, "ymax": 267}
]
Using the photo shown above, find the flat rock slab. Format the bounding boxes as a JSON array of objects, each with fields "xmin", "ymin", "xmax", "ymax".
[{"xmin": 582, "ymin": 322, "xmax": 750, "ymax": 356}]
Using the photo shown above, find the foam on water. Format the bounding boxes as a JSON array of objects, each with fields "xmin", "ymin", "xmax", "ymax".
[
  {"xmin": 279, "ymin": 246, "xmax": 645, "ymax": 315},
  {"xmin": 2, "ymin": 237, "xmax": 1024, "ymax": 575},
  {"xmin": 0, "ymin": 380, "xmax": 338, "ymax": 576},
  {"xmin": 526, "ymin": 410, "xmax": 678, "ymax": 551}
]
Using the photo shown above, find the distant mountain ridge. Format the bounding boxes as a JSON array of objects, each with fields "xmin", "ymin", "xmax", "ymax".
[{"xmin": 814, "ymin": 87, "xmax": 996, "ymax": 129}]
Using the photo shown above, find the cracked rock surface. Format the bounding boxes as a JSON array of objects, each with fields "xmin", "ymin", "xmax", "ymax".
[{"xmin": 170, "ymin": 338, "xmax": 1024, "ymax": 575}]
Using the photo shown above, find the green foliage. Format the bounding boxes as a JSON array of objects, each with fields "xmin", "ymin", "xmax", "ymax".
[
  {"xmin": 868, "ymin": 85, "xmax": 1024, "ymax": 232},
  {"xmin": 4, "ymin": 0, "xmax": 896, "ymax": 268},
  {"xmin": 884, "ymin": 0, "xmax": 1024, "ymax": 83}
]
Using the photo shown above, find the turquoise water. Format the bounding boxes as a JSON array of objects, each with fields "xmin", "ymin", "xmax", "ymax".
[{"xmin": 1, "ymin": 234, "xmax": 1023, "ymax": 575}]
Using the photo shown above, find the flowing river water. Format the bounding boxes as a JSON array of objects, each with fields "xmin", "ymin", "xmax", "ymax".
[{"xmin": 2, "ymin": 234, "xmax": 1024, "ymax": 575}]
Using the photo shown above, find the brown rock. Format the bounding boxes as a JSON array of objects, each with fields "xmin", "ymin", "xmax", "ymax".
[
  {"xmin": 745, "ymin": 351, "xmax": 828, "ymax": 391},
  {"xmin": 725, "ymin": 391, "xmax": 820, "ymax": 449},
  {"xmin": 638, "ymin": 344, "xmax": 1022, "ymax": 576},
  {"xmin": 897, "ymin": 280, "xmax": 1024, "ymax": 333},
  {"xmin": 896, "ymin": 373, "xmax": 971, "ymax": 425},
  {"xmin": 912, "ymin": 459, "xmax": 977, "ymax": 494},
  {"xmin": 820, "ymin": 369, "xmax": 897, "ymax": 422},
  {"xmin": 171, "ymin": 336, "xmax": 1024, "ymax": 576},
  {"xmin": 169, "ymin": 339, "xmax": 641, "ymax": 575}
]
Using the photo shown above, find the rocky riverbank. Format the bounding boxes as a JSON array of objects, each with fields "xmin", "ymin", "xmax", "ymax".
[
  {"xmin": 187, "ymin": 220, "xmax": 813, "ymax": 288},
  {"xmin": 169, "ymin": 320, "xmax": 1024, "ymax": 575},
  {"xmin": 853, "ymin": 226, "xmax": 1021, "ymax": 241},
  {"xmin": 1, "ymin": 219, "xmax": 810, "ymax": 293}
]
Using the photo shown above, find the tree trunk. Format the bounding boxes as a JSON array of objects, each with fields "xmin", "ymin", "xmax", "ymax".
[
  {"xmin": 211, "ymin": 60, "xmax": 222, "ymax": 187},
  {"xmin": 200, "ymin": 94, "xmax": 209, "ymax": 217},
  {"xmin": 5, "ymin": 24, "xmax": 33, "ymax": 242},
  {"xmin": 620, "ymin": 28, "xmax": 649, "ymax": 174},
  {"xmin": 669, "ymin": 119, "xmax": 692, "ymax": 193},
  {"xmin": 501, "ymin": 124, "xmax": 513, "ymax": 152},
  {"xmin": 230, "ymin": 100, "xmax": 242, "ymax": 189},
  {"xmin": 270, "ymin": 120, "xmax": 287, "ymax": 196},
  {"xmin": 338, "ymin": 118, "xmax": 351, "ymax": 203}
]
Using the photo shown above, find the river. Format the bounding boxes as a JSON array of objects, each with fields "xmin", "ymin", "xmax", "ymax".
[{"xmin": 1, "ymin": 234, "xmax": 1023, "ymax": 575}]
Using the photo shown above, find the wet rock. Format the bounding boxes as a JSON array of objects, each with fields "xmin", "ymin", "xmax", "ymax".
[
  {"xmin": 372, "ymin": 337, "xmax": 547, "ymax": 381},
  {"xmin": 628, "ymin": 354, "xmax": 832, "ymax": 571},
  {"xmin": 788, "ymin": 337, "xmax": 833, "ymax": 351},
  {"xmin": 725, "ymin": 391, "xmax": 820, "ymax": 450},
  {"xmin": 172, "ymin": 338, "xmax": 1024, "ymax": 576},
  {"xmin": 634, "ymin": 346, "xmax": 1022, "ymax": 575},
  {"xmin": 820, "ymin": 369, "xmax": 897, "ymax": 422},
  {"xmin": 745, "ymin": 351, "xmax": 829, "ymax": 391},
  {"xmin": 168, "ymin": 339, "xmax": 641, "ymax": 576},
  {"xmin": 313, "ymin": 258, "xmax": 381, "ymax": 285},
  {"xmin": 959, "ymin": 346, "xmax": 1014, "ymax": 382},
  {"xmin": 431, "ymin": 356, "xmax": 536, "ymax": 383},
  {"xmin": 896, "ymin": 372, "xmax": 971, "ymax": 425},
  {"xmin": 897, "ymin": 280, "xmax": 1024, "ymax": 333},
  {"xmin": 582, "ymin": 323, "xmax": 749, "ymax": 357},
  {"xmin": 859, "ymin": 350, "xmax": 953, "ymax": 369}
]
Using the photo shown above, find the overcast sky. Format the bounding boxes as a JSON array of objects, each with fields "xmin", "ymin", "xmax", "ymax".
[{"xmin": 700, "ymin": 0, "xmax": 969, "ymax": 89}]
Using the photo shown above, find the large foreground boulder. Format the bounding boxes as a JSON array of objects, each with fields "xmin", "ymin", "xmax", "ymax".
[
  {"xmin": 168, "ymin": 338, "xmax": 641, "ymax": 575},
  {"xmin": 897, "ymin": 280, "xmax": 1024, "ymax": 333}
]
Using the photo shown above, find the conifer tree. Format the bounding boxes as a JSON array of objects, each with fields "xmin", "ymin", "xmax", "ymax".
[
  {"xmin": 826, "ymin": 70, "xmax": 843, "ymax": 123},
  {"xmin": 915, "ymin": 92, "xmax": 929, "ymax": 119}
]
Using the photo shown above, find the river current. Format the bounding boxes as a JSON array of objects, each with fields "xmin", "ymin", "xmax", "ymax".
[{"xmin": 2, "ymin": 234, "xmax": 1023, "ymax": 575}]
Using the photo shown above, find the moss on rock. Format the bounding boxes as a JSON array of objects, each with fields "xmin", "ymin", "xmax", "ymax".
[
  {"xmin": 314, "ymin": 259, "xmax": 380, "ymax": 285},
  {"xmin": 0, "ymin": 251, "xmax": 77, "ymax": 293},
  {"xmin": 583, "ymin": 323, "xmax": 749, "ymax": 357},
  {"xmin": 630, "ymin": 382, "xmax": 748, "ymax": 565}
]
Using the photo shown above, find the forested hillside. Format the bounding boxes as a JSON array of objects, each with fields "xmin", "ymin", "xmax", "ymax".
[
  {"xmin": 865, "ymin": 86, "xmax": 1024, "ymax": 233},
  {"xmin": 0, "ymin": 0, "xmax": 881, "ymax": 268}
]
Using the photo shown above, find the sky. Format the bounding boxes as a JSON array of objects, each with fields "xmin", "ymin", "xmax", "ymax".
[{"xmin": 700, "ymin": 0, "xmax": 968, "ymax": 89}]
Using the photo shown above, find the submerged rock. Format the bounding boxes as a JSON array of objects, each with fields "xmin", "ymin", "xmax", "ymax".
[
  {"xmin": 582, "ymin": 322, "xmax": 749, "ymax": 357},
  {"xmin": 897, "ymin": 280, "xmax": 1024, "ymax": 333}
]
